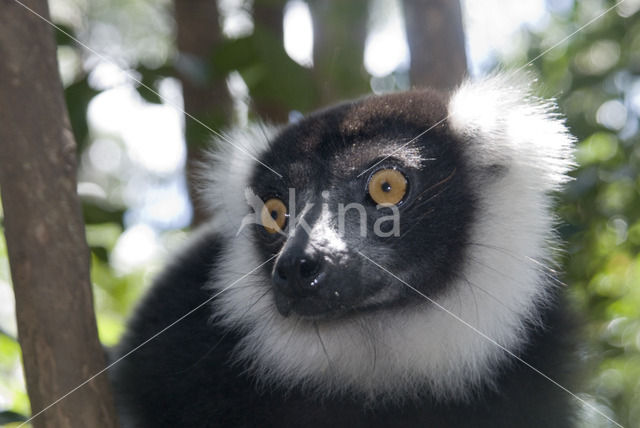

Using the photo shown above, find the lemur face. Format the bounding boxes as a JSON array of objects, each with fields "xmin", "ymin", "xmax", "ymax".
[
  {"xmin": 202, "ymin": 74, "xmax": 574, "ymax": 399},
  {"xmin": 248, "ymin": 91, "xmax": 476, "ymax": 319}
]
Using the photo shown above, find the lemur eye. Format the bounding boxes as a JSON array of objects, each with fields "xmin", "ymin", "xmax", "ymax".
[
  {"xmin": 368, "ymin": 169, "xmax": 408, "ymax": 206},
  {"xmin": 261, "ymin": 198, "xmax": 287, "ymax": 234}
]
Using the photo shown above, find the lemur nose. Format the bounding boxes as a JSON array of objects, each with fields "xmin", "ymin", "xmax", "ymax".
[{"xmin": 272, "ymin": 252, "xmax": 323, "ymax": 297}]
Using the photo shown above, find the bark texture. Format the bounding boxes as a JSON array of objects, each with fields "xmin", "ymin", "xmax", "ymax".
[
  {"xmin": 252, "ymin": 0, "xmax": 290, "ymax": 123},
  {"xmin": 0, "ymin": 1, "xmax": 118, "ymax": 427},
  {"xmin": 309, "ymin": 0, "xmax": 370, "ymax": 104},
  {"xmin": 174, "ymin": 0, "xmax": 231, "ymax": 225},
  {"xmin": 402, "ymin": 0, "xmax": 467, "ymax": 90}
]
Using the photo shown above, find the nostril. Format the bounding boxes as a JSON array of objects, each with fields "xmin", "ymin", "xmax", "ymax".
[
  {"xmin": 299, "ymin": 257, "xmax": 320, "ymax": 279},
  {"xmin": 272, "ymin": 253, "xmax": 324, "ymax": 297}
]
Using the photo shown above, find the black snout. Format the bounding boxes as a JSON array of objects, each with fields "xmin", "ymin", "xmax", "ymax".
[{"xmin": 272, "ymin": 251, "xmax": 324, "ymax": 298}]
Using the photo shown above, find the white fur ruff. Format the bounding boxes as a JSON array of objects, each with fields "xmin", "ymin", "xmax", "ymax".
[{"xmin": 202, "ymin": 74, "xmax": 575, "ymax": 402}]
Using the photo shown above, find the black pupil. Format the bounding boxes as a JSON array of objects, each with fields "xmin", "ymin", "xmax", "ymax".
[
  {"xmin": 381, "ymin": 181, "xmax": 392, "ymax": 192},
  {"xmin": 270, "ymin": 210, "xmax": 278, "ymax": 220}
]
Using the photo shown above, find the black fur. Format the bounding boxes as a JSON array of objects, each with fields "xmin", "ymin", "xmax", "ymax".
[
  {"xmin": 111, "ymin": 89, "xmax": 577, "ymax": 427},
  {"xmin": 110, "ymin": 228, "xmax": 576, "ymax": 427},
  {"xmin": 249, "ymin": 90, "xmax": 476, "ymax": 318}
]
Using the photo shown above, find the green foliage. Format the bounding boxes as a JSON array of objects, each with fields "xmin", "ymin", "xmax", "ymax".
[
  {"xmin": 212, "ymin": 27, "xmax": 317, "ymax": 114},
  {"xmin": 0, "ymin": 225, "xmax": 29, "ymax": 423},
  {"xmin": 134, "ymin": 64, "xmax": 175, "ymax": 105},
  {"xmin": 523, "ymin": 2, "xmax": 640, "ymax": 426},
  {"xmin": 65, "ymin": 77, "xmax": 101, "ymax": 152},
  {"xmin": 81, "ymin": 200, "xmax": 125, "ymax": 229},
  {"xmin": 0, "ymin": 410, "xmax": 27, "ymax": 425},
  {"xmin": 85, "ymin": 223, "xmax": 154, "ymax": 345}
]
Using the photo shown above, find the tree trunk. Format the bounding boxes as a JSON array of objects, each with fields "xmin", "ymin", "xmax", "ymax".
[
  {"xmin": 402, "ymin": 0, "xmax": 467, "ymax": 90},
  {"xmin": 174, "ymin": 0, "xmax": 231, "ymax": 226},
  {"xmin": 0, "ymin": 1, "xmax": 118, "ymax": 427},
  {"xmin": 252, "ymin": 0, "xmax": 291, "ymax": 123},
  {"xmin": 309, "ymin": 0, "xmax": 370, "ymax": 105}
]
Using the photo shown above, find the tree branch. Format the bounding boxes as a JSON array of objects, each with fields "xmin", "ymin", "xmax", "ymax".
[
  {"xmin": 402, "ymin": 0, "xmax": 467, "ymax": 90},
  {"xmin": 174, "ymin": 0, "xmax": 231, "ymax": 226},
  {"xmin": 309, "ymin": 0, "xmax": 370, "ymax": 104}
]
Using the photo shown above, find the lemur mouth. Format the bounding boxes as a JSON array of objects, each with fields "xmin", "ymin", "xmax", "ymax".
[{"xmin": 273, "ymin": 290, "xmax": 349, "ymax": 320}]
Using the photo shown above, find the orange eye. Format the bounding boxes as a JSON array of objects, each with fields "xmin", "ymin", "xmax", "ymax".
[
  {"xmin": 261, "ymin": 198, "xmax": 287, "ymax": 234},
  {"xmin": 367, "ymin": 169, "xmax": 407, "ymax": 206}
]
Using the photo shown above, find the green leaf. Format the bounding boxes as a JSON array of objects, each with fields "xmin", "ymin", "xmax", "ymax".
[{"xmin": 0, "ymin": 410, "xmax": 28, "ymax": 424}]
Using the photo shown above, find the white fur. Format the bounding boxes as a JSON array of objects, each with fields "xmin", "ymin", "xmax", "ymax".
[
  {"xmin": 205, "ymin": 74, "xmax": 575, "ymax": 402},
  {"xmin": 195, "ymin": 124, "xmax": 280, "ymax": 238},
  {"xmin": 308, "ymin": 194, "xmax": 348, "ymax": 255}
]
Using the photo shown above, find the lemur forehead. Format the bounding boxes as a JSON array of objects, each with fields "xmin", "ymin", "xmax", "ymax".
[
  {"xmin": 252, "ymin": 89, "xmax": 452, "ymax": 189},
  {"xmin": 270, "ymin": 139, "xmax": 425, "ymax": 185},
  {"xmin": 330, "ymin": 143, "xmax": 425, "ymax": 178},
  {"xmin": 286, "ymin": 161, "xmax": 312, "ymax": 189},
  {"xmin": 339, "ymin": 88, "xmax": 449, "ymax": 135}
]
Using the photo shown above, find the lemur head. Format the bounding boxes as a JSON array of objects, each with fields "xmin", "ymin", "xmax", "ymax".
[{"xmin": 201, "ymin": 73, "xmax": 575, "ymax": 401}]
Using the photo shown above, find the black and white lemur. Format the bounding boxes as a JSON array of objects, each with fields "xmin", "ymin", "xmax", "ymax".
[{"xmin": 111, "ymin": 74, "xmax": 578, "ymax": 427}]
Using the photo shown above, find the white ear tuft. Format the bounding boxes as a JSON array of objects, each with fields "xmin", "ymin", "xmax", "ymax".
[
  {"xmin": 448, "ymin": 72, "xmax": 576, "ymax": 191},
  {"xmin": 193, "ymin": 123, "xmax": 280, "ymax": 236}
]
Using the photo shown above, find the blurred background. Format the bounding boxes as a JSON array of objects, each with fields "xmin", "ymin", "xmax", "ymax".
[{"xmin": 0, "ymin": 0, "xmax": 639, "ymax": 426}]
